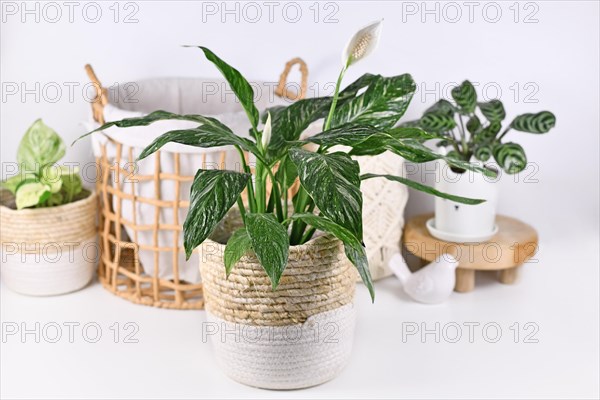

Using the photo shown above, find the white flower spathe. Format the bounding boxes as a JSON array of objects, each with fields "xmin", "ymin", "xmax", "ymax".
[
  {"xmin": 261, "ymin": 112, "xmax": 272, "ymax": 149},
  {"xmin": 342, "ymin": 20, "xmax": 383, "ymax": 67}
]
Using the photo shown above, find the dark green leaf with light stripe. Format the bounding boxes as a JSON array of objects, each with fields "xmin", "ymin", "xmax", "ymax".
[
  {"xmin": 511, "ymin": 111, "xmax": 556, "ymax": 133},
  {"xmin": 265, "ymin": 97, "xmax": 332, "ymax": 162},
  {"xmin": 474, "ymin": 121, "xmax": 502, "ymax": 143},
  {"xmin": 289, "ymin": 148, "xmax": 363, "ymax": 241},
  {"xmin": 420, "ymin": 112, "xmax": 456, "ymax": 132},
  {"xmin": 493, "ymin": 142, "xmax": 527, "ymax": 174},
  {"xmin": 75, "ymin": 110, "xmax": 230, "ymax": 143},
  {"xmin": 138, "ymin": 125, "xmax": 260, "ymax": 161},
  {"xmin": 474, "ymin": 144, "xmax": 493, "ymax": 162},
  {"xmin": 451, "ymin": 80, "xmax": 477, "ymax": 114},
  {"xmin": 330, "ymin": 74, "xmax": 416, "ymax": 129},
  {"xmin": 184, "ymin": 170, "xmax": 251, "ymax": 258},
  {"xmin": 194, "ymin": 46, "xmax": 260, "ymax": 129},
  {"xmin": 361, "ymin": 173, "xmax": 485, "ymax": 205},
  {"xmin": 245, "ymin": 213, "xmax": 289, "ymax": 289},
  {"xmin": 479, "ymin": 100, "xmax": 506, "ymax": 122},
  {"xmin": 306, "ymin": 124, "xmax": 440, "ymax": 160},
  {"xmin": 224, "ymin": 228, "xmax": 252, "ymax": 276},
  {"xmin": 466, "ymin": 115, "xmax": 482, "ymax": 134},
  {"xmin": 425, "ymin": 99, "xmax": 456, "ymax": 117}
]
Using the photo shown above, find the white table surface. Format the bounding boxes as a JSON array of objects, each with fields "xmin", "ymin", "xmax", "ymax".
[{"xmin": 1, "ymin": 217, "xmax": 598, "ymax": 399}]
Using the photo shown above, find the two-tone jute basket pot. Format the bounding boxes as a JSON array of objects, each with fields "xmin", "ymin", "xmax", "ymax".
[
  {"xmin": 0, "ymin": 190, "xmax": 98, "ymax": 296},
  {"xmin": 200, "ymin": 233, "xmax": 357, "ymax": 390}
]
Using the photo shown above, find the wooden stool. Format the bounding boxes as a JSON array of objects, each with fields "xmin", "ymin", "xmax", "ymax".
[{"xmin": 402, "ymin": 214, "xmax": 538, "ymax": 292}]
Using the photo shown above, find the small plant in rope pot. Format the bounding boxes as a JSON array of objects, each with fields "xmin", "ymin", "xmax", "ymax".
[
  {"xmin": 76, "ymin": 21, "xmax": 490, "ymax": 389},
  {"xmin": 0, "ymin": 120, "xmax": 97, "ymax": 296},
  {"xmin": 403, "ymin": 80, "xmax": 556, "ymax": 242}
]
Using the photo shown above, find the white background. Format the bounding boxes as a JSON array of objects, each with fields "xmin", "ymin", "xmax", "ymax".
[{"xmin": 1, "ymin": 1, "xmax": 599, "ymax": 399}]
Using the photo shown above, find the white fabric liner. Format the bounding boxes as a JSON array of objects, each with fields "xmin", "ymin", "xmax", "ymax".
[{"xmin": 90, "ymin": 78, "xmax": 289, "ymax": 283}]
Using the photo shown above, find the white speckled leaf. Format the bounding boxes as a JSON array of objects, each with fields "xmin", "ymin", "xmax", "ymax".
[
  {"xmin": 289, "ymin": 148, "xmax": 363, "ymax": 241},
  {"xmin": 224, "ymin": 228, "xmax": 252, "ymax": 276},
  {"xmin": 245, "ymin": 213, "xmax": 289, "ymax": 289},
  {"xmin": 183, "ymin": 169, "xmax": 250, "ymax": 258}
]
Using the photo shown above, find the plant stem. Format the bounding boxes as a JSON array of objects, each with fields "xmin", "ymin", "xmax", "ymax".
[
  {"xmin": 323, "ymin": 62, "xmax": 349, "ymax": 131},
  {"xmin": 457, "ymin": 114, "xmax": 469, "ymax": 157},
  {"xmin": 282, "ymin": 167, "xmax": 288, "ymax": 222},
  {"xmin": 234, "ymin": 145, "xmax": 256, "ymax": 213},
  {"xmin": 497, "ymin": 127, "xmax": 511, "ymax": 141},
  {"xmin": 289, "ymin": 188, "xmax": 310, "ymax": 244},
  {"xmin": 236, "ymin": 197, "xmax": 247, "ymax": 223},
  {"xmin": 300, "ymin": 226, "xmax": 317, "ymax": 244},
  {"xmin": 255, "ymin": 161, "xmax": 266, "ymax": 213},
  {"xmin": 265, "ymin": 167, "xmax": 284, "ymax": 222}
]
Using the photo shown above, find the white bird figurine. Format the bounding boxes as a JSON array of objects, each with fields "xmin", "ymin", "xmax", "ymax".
[{"xmin": 388, "ymin": 253, "xmax": 459, "ymax": 304}]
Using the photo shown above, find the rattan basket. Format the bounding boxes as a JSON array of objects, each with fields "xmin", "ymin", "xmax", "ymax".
[{"xmin": 86, "ymin": 59, "xmax": 307, "ymax": 310}]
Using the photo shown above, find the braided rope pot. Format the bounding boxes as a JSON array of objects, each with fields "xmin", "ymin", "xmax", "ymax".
[
  {"xmin": 200, "ymin": 234, "xmax": 357, "ymax": 389},
  {"xmin": 0, "ymin": 190, "xmax": 98, "ymax": 296}
]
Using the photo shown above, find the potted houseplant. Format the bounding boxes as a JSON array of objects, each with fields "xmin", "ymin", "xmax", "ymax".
[
  {"xmin": 77, "ymin": 21, "xmax": 490, "ymax": 389},
  {"xmin": 404, "ymin": 80, "xmax": 556, "ymax": 242},
  {"xmin": 0, "ymin": 120, "xmax": 97, "ymax": 295}
]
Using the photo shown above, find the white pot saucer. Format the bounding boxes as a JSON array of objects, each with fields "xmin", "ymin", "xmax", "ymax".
[{"xmin": 426, "ymin": 218, "xmax": 499, "ymax": 243}]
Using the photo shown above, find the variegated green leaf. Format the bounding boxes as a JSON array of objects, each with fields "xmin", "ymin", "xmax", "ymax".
[
  {"xmin": 194, "ymin": 47, "xmax": 260, "ymax": 129},
  {"xmin": 183, "ymin": 169, "xmax": 251, "ymax": 258},
  {"xmin": 75, "ymin": 110, "xmax": 230, "ymax": 142},
  {"xmin": 338, "ymin": 73, "xmax": 379, "ymax": 102},
  {"xmin": 273, "ymin": 155, "xmax": 298, "ymax": 191},
  {"xmin": 511, "ymin": 111, "xmax": 556, "ymax": 133},
  {"xmin": 306, "ymin": 124, "xmax": 440, "ymax": 162},
  {"xmin": 264, "ymin": 97, "xmax": 331, "ymax": 162},
  {"xmin": 18, "ymin": 120, "xmax": 65, "ymax": 173},
  {"xmin": 15, "ymin": 182, "xmax": 51, "ymax": 209},
  {"xmin": 330, "ymin": 74, "xmax": 416, "ymax": 129},
  {"xmin": 420, "ymin": 111, "xmax": 456, "ymax": 132},
  {"xmin": 361, "ymin": 173, "xmax": 485, "ymax": 205},
  {"xmin": 289, "ymin": 148, "xmax": 363, "ymax": 241},
  {"xmin": 224, "ymin": 228, "xmax": 252, "ymax": 276},
  {"xmin": 425, "ymin": 99, "xmax": 456, "ymax": 117},
  {"xmin": 61, "ymin": 173, "xmax": 83, "ymax": 203},
  {"xmin": 445, "ymin": 156, "xmax": 497, "ymax": 177},
  {"xmin": 290, "ymin": 213, "xmax": 373, "ymax": 301},
  {"xmin": 466, "ymin": 115, "xmax": 482, "ymax": 134},
  {"xmin": 451, "ymin": 80, "xmax": 477, "ymax": 114},
  {"xmin": 245, "ymin": 213, "xmax": 289, "ymax": 289},
  {"xmin": 474, "ymin": 144, "xmax": 493, "ymax": 162},
  {"xmin": 399, "ymin": 120, "xmax": 422, "ymax": 129},
  {"xmin": 478, "ymin": 100, "xmax": 506, "ymax": 122},
  {"xmin": 1, "ymin": 172, "xmax": 35, "ymax": 194},
  {"xmin": 137, "ymin": 125, "xmax": 260, "ymax": 161},
  {"xmin": 474, "ymin": 121, "xmax": 502, "ymax": 143},
  {"xmin": 493, "ymin": 142, "xmax": 527, "ymax": 174}
]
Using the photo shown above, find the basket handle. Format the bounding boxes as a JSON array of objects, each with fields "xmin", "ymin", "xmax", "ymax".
[
  {"xmin": 274, "ymin": 57, "xmax": 308, "ymax": 101},
  {"xmin": 85, "ymin": 64, "xmax": 108, "ymax": 124}
]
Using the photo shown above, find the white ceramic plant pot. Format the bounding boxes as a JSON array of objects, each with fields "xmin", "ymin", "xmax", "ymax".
[
  {"xmin": 432, "ymin": 160, "xmax": 499, "ymax": 242},
  {"xmin": 0, "ymin": 191, "xmax": 98, "ymax": 296},
  {"xmin": 200, "ymin": 234, "xmax": 356, "ymax": 390}
]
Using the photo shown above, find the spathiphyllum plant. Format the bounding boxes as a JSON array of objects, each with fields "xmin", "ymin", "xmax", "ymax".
[
  {"xmin": 77, "ymin": 21, "xmax": 492, "ymax": 300},
  {"xmin": 404, "ymin": 80, "xmax": 556, "ymax": 174}
]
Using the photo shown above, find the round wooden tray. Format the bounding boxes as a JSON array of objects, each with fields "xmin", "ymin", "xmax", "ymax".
[{"xmin": 402, "ymin": 214, "xmax": 538, "ymax": 292}]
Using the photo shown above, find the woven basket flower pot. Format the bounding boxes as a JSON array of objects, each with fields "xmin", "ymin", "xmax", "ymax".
[
  {"xmin": 200, "ymin": 233, "xmax": 356, "ymax": 390},
  {"xmin": 0, "ymin": 190, "xmax": 98, "ymax": 296}
]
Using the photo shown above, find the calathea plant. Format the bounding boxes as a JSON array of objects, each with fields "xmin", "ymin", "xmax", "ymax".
[
  {"xmin": 1, "ymin": 120, "xmax": 85, "ymax": 209},
  {"xmin": 404, "ymin": 80, "xmax": 556, "ymax": 174},
  {"xmin": 76, "ymin": 21, "xmax": 493, "ymax": 300}
]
